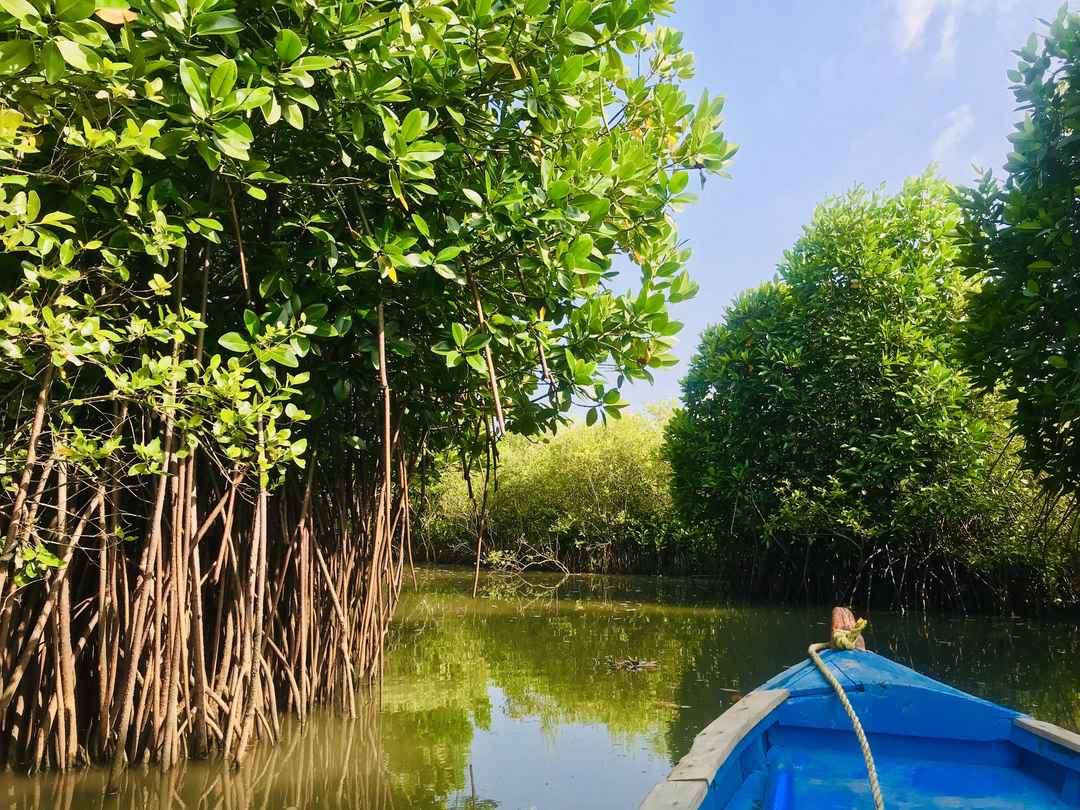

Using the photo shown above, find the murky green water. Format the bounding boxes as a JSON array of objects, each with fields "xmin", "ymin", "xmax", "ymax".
[{"xmin": 3, "ymin": 567, "xmax": 1078, "ymax": 810}]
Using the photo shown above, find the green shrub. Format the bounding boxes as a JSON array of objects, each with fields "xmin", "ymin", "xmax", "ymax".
[
  {"xmin": 420, "ymin": 408, "xmax": 696, "ymax": 572},
  {"xmin": 665, "ymin": 175, "xmax": 1077, "ymax": 610}
]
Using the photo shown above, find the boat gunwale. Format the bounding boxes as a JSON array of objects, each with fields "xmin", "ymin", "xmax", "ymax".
[
  {"xmin": 1016, "ymin": 716, "xmax": 1080, "ymax": 755},
  {"xmin": 638, "ymin": 689, "xmax": 788, "ymax": 810}
]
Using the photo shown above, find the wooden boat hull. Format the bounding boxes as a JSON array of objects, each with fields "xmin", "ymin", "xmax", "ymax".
[{"xmin": 640, "ymin": 650, "xmax": 1080, "ymax": 809}]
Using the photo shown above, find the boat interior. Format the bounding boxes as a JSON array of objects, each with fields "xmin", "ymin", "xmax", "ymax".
[{"xmin": 641, "ymin": 651, "xmax": 1080, "ymax": 809}]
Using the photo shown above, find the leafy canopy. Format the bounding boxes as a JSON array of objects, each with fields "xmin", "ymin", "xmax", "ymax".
[
  {"xmin": 666, "ymin": 176, "xmax": 1052, "ymax": 604},
  {"xmin": 958, "ymin": 8, "xmax": 1080, "ymax": 494},
  {"xmin": 0, "ymin": 0, "xmax": 735, "ymax": 515}
]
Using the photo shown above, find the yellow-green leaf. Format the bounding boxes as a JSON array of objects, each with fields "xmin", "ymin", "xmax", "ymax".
[{"xmin": 55, "ymin": 38, "xmax": 100, "ymax": 72}]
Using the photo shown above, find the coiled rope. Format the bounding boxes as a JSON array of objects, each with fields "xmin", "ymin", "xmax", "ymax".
[{"xmin": 808, "ymin": 618, "xmax": 885, "ymax": 810}]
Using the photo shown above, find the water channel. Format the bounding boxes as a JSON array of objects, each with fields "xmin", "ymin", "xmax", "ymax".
[{"xmin": 3, "ymin": 567, "xmax": 1077, "ymax": 809}]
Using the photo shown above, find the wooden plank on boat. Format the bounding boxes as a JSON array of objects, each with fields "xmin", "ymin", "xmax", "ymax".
[
  {"xmin": 638, "ymin": 779, "xmax": 708, "ymax": 810},
  {"xmin": 668, "ymin": 689, "xmax": 789, "ymax": 782},
  {"xmin": 1016, "ymin": 717, "xmax": 1080, "ymax": 754}
]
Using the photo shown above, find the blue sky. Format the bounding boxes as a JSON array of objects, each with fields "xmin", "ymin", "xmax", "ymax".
[{"xmin": 621, "ymin": 0, "xmax": 1062, "ymax": 408}]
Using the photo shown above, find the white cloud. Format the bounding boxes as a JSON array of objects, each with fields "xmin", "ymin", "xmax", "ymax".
[
  {"xmin": 932, "ymin": 104, "xmax": 975, "ymax": 161},
  {"xmin": 892, "ymin": 0, "xmax": 1021, "ymax": 67},
  {"xmin": 936, "ymin": 11, "xmax": 958, "ymax": 66},
  {"xmin": 894, "ymin": 0, "xmax": 939, "ymax": 52}
]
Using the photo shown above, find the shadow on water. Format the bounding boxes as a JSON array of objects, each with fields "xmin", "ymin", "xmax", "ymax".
[{"xmin": 2, "ymin": 566, "xmax": 1078, "ymax": 810}]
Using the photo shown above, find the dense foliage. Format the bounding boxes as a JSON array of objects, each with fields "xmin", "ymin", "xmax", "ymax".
[
  {"xmin": 0, "ymin": 0, "xmax": 731, "ymax": 773},
  {"xmin": 958, "ymin": 8, "xmax": 1080, "ymax": 496},
  {"xmin": 666, "ymin": 176, "xmax": 1075, "ymax": 609},
  {"xmin": 420, "ymin": 409, "xmax": 695, "ymax": 572}
]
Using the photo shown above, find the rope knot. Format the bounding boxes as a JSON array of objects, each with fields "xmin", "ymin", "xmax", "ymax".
[{"xmin": 831, "ymin": 617, "xmax": 867, "ymax": 651}]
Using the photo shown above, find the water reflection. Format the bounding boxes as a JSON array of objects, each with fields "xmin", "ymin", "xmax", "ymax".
[
  {"xmin": 1, "ymin": 568, "xmax": 1077, "ymax": 810},
  {"xmin": 0, "ymin": 706, "xmax": 394, "ymax": 810}
]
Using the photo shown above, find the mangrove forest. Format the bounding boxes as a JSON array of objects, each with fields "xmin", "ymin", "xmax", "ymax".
[{"xmin": 1, "ymin": 0, "xmax": 1079, "ymax": 805}]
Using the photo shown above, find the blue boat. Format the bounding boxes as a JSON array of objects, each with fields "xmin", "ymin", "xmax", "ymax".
[{"xmin": 640, "ymin": 647, "xmax": 1080, "ymax": 809}]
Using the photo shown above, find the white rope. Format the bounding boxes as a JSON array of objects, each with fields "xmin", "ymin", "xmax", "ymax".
[{"xmin": 808, "ymin": 641, "xmax": 885, "ymax": 810}]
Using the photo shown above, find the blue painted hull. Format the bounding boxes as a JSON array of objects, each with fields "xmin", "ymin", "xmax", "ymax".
[{"xmin": 641, "ymin": 650, "xmax": 1080, "ymax": 809}]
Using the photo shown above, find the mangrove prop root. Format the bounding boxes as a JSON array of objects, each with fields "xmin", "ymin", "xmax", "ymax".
[{"xmin": 0, "ymin": 395, "xmax": 410, "ymax": 779}]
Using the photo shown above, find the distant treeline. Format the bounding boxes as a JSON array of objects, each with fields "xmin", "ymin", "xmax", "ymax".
[{"xmin": 418, "ymin": 408, "xmax": 694, "ymax": 575}]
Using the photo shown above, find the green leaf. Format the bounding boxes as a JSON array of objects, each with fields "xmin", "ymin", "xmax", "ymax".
[
  {"xmin": 267, "ymin": 344, "xmax": 299, "ymax": 367},
  {"xmin": 389, "ymin": 167, "xmax": 405, "ymax": 208},
  {"xmin": 55, "ymin": 37, "xmax": 99, "ymax": 72},
  {"xmin": 212, "ymin": 117, "xmax": 253, "ymax": 159},
  {"xmin": 547, "ymin": 179, "xmax": 570, "ymax": 200},
  {"xmin": 557, "ymin": 55, "xmax": 583, "ymax": 84},
  {"xmin": 218, "ymin": 332, "xmax": 249, "ymax": 353},
  {"xmin": 464, "ymin": 332, "xmax": 490, "ymax": 352},
  {"xmin": 193, "ymin": 12, "xmax": 243, "ymax": 36},
  {"xmin": 275, "ymin": 28, "xmax": 304, "ymax": 63},
  {"xmin": 404, "ymin": 141, "xmax": 444, "ymax": 162},
  {"xmin": 195, "ymin": 142, "xmax": 221, "ymax": 170},
  {"xmin": 54, "ymin": 0, "xmax": 93, "ymax": 21},
  {"xmin": 0, "ymin": 0, "xmax": 39, "ymax": 24},
  {"xmin": 209, "ymin": 59, "xmax": 237, "ymax": 100},
  {"xmin": 282, "ymin": 100, "xmax": 304, "ymax": 130},
  {"xmin": 411, "ymin": 212, "xmax": 430, "ymax": 238},
  {"xmin": 221, "ymin": 86, "xmax": 272, "ymax": 112},
  {"xmin": 179, "ymin": 58, "xmax": 209, "ymax": 117},
  {"xmin": 462, "ymin": 188, "xmax": 483, "ymax": 206},
  {"xmin": 243, "ymin": 308, "xmax": 260, "ymax": 337},
  {"xmin": 0, "ymin": 40, "xmax": 33, "ymax": 75},
  {"xmin": 466, "ymin": 352, "xmax": 488, "ymax": 374},
  {"xmin": 570, "ymin": 234, "xmax": 593, "ymax": 262},
  {"xmin": 400, "ymin": 108, "xmax": 425, "ymax": 142},
  {"xmin": 1049, "ymin": 355, "xmax": 1068, "ymax": 369},
  {"xmin": 41, "ymin": 40, "xmax": 65, "ymax": 82},
  {"xmin": 291, "ymin": 55, "xmax": 336, "ymax": 72},
  {"xmin": 566, "ymin": 0, "xmax": 591, "ymax": 29},
  {"xmin": 302, "ymin": 303, "xmax": 328, "ymax": 322},
  {"xmin": 435, "ymin": 245, "xmax": 465, "ymax": 262},
  {"xmin": 451, "ymin": 322, "xmax": 467, "ymax": 347}
]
